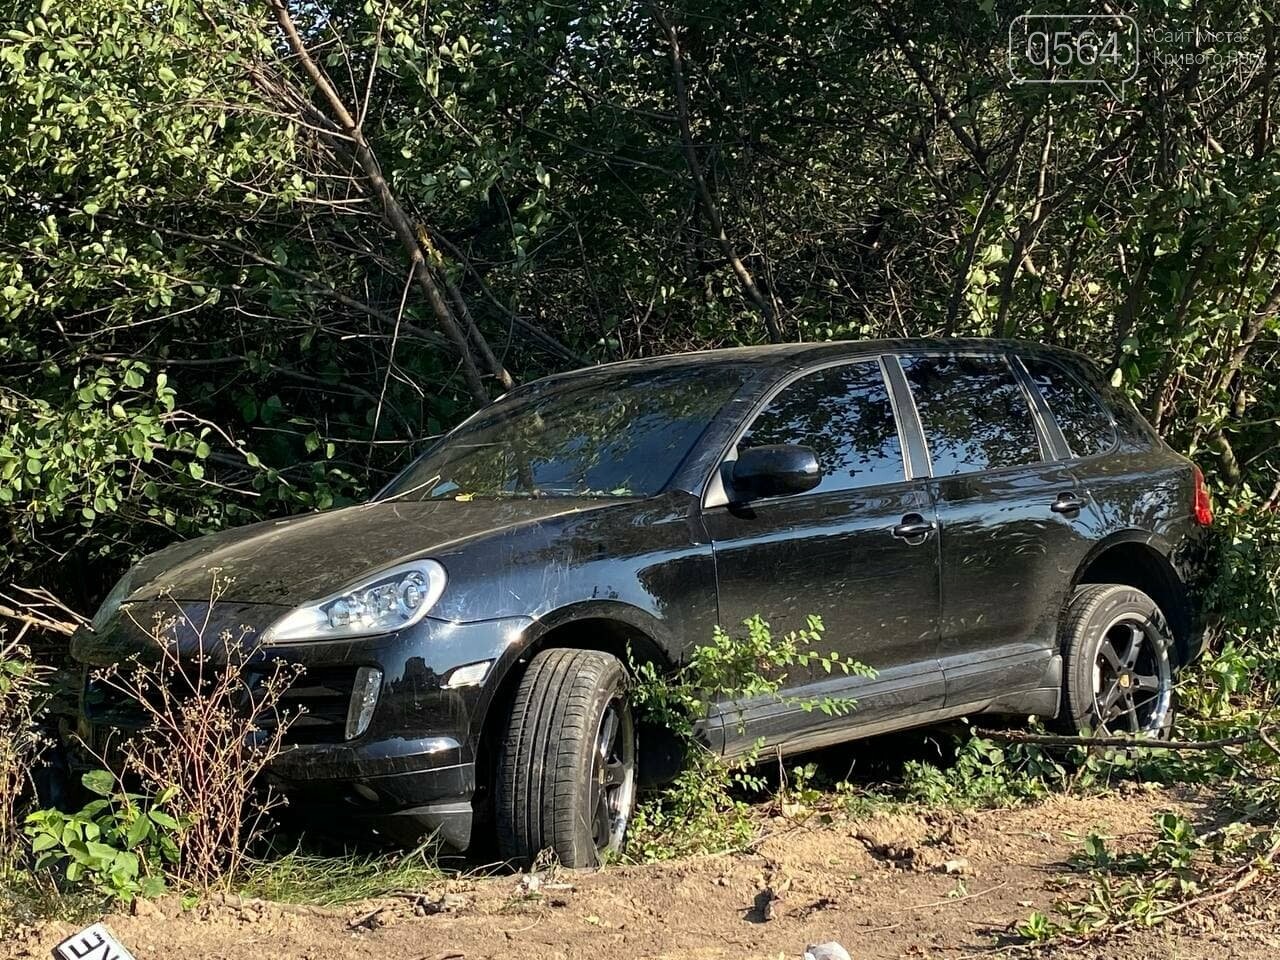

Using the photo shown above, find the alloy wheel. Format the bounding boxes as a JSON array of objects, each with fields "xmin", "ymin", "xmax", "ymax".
[
  {"xmin": 1090, "ymin": 614, "xmax": 1173, "ymax": 736},
  {"xmin": 590, "ymin": 695, "xmax": 636, "ymax": 856}
]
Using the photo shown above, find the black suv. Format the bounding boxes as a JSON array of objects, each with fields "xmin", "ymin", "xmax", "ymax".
[{"xmin": 73, "ymin": 339, "xmax": 1211, "ymax": 867}]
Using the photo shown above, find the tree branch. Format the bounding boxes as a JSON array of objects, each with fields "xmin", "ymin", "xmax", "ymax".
[
  {"xmin": 652, "ymin": 4, "xmax": 783, "ymax": 343},
  {"xmin": 267, "ymin": 0, "xmax": 493, "ymax": 404}
]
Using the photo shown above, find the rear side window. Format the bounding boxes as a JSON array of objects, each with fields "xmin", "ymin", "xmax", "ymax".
[
  {"xmin": 899, "ymin": 354, "xmax": 1041, "ymax": 477},
  {"xmin": 1022, "ymin": 357, "xmax": 1116, "ymax": 459},
  {"xmin": 739, "ymin": 361, "xmax": 905, "ymax": 493}
]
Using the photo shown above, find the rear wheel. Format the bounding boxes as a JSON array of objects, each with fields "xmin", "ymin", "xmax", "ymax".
[
  {"xmin": 495, "ymin": 648, "xmax": 636, "ymax": 868},
  {"xmin": 1059, "ymin": 584, "xmax": 1176, "ymax": 738}
]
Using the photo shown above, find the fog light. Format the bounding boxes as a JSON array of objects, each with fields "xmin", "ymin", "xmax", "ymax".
[
  {"xmin": 444, "ymin": 660, "xmax": 492, "ymax": 689},
  {"xmin": 345, "ymin": 666, "xmax": 382, "ymax": 740}
]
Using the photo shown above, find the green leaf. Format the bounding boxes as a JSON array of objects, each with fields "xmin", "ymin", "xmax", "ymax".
[
  {"xmin": 30, "ymin": 832, "xmax": 58, "ymax": 853},
  {"xmin": 65, "ymin": 837, "xmax": 90, "ymax": 861},
  {"xmin": 86, "ymin": 840, "xmax": 121, "ymax": 863},
  {"xmin": 81, "ymin": 769, "xmax": 115, "ymax": 797},
  {"xmin": 148, "ymin": 810, "xmax": 180, "ymax": 830},
  {"xmin": 159, "ymin": 835, "xmax": 180, "ymax": 862},
  {"xmin": 113, "ymin": 849, "xmax": 140, "ymax": 879},
  {"xmin": 126, "ymin": 814, "xmax": 151, "ymax": 847}
]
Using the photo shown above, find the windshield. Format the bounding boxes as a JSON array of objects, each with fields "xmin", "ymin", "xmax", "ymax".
[{"xmin": 380, "ymin": 364, "xmax": 748, "ymax": 501}]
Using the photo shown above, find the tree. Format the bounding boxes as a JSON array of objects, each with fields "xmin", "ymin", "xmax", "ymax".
[{"xmin": 1, "ymin": 0, "xmax": 1277, "ymax": 612}]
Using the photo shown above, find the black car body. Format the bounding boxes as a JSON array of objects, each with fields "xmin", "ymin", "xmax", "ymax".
[{"xmin": 73, "ymin": 338, "xmax": 1210, "ymax": 862}]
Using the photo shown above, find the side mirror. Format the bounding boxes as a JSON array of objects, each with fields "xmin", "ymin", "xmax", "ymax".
[{"xmin": 731, "ymin": 444, "xmax": 822, "ymax": 499}]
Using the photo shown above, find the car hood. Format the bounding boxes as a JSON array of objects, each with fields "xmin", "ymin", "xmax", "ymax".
[{"xmin": 124, "ymin": 498, "xmax": 630, "ymax": 607}]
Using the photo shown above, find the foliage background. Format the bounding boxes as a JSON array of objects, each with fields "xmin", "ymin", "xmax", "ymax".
[{"xmin": 0, "ymin": 0, "xmax": 1276, "ymax": 644}]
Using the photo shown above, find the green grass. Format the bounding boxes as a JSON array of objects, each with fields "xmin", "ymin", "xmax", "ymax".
[{"xmin": 236, "ymin": 841, "xmax": 444, "ymax": 905}]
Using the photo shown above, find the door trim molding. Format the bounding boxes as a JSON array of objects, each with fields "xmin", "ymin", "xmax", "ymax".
[{"xmin": 712, "ymin": 665, "xmax": 946, "ymax": 757}]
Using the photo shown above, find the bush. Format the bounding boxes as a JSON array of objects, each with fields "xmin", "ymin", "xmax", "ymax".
[
  {"xmin": 0, "ymin": 637, "xmax": 47, "ymax": 873},
  {"xmin": 95, "ymin": 593, "xmax": 302, "ymax": 888},
  {"xmin": 627, "ymin": 614, "xmax": 872, "ymax": 860},
  {"xmin": 901, "ymin": 729, "xmax": 1072, "ymax": 808},
  {"xmin": 627, "ymin": 752, "xmax": 757, "ymax": 862},
  {"xmin": 22, "ymin": 592, "xmax": 302, "ymax": 900},
  {"xmin": 25, "ymin": 770, "xmax": 181, "ymax": 904},
  {"xmin": 1201, "ymin": 501, "xmax": 1280, "ymax": 697},
  {"xmin": 631, "ymin": 614, "xmax": 872, "ymax": 740}
]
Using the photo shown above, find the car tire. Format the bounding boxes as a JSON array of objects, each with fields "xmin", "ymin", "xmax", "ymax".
[
  {"xmin": 1059, "ymin": 583, "xmax": 1177, "ymax": 739},
  {"xmin": 495, "ymin": 648, "xmax": 637, "ymax": 868}
]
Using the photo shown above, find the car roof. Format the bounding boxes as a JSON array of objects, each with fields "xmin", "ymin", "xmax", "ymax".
[{"xmin": 540, "ymin": 338, "xmax": 1099, "ymax": 382}]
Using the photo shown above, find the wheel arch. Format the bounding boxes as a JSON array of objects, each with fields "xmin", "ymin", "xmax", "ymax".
[
  {"xmin": 1069, "ymin": 533, "xmax": 1194, "ymax": 663},
  {"xmin": 472, "ymin": 602, "xmax": 680, "ymax": 803},
  {"xmin": 515, "ymin": 602, "xmax": 677, "ymax": 672}
]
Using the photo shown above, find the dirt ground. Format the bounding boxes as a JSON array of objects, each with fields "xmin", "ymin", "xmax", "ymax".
[{"xmin": 9, "ymin": 786, "xmax": 1280, "ymax": 960}]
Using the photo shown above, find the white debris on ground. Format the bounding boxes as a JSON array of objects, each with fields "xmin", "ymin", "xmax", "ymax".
[{"xmin": 804, "ymin": 941, "xmax": 852, "ymax": 960}]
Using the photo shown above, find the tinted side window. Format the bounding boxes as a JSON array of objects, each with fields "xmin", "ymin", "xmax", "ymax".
[
  {"xmin": 1022, "ymin": 357, "xmax": 1116, "ymax": 459},
  {"xmin": 738, "ymin": 361, "xmax": 905, "ymax": 493},
  {"xmin": 1081, "ymin": 364, "xmax": 1156, "ymax": 447},
  {"xmin": 900, "ymin": 354, "xmax": 1041, "ymax": 477}
]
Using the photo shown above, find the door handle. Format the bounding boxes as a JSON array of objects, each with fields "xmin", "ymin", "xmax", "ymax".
[
  {"xmin": 892, "ymin": 513, "xmax": 937, "ymax": 543},
  {"xmin": 1050, "ymin": 492, "xmax": 1085, "ymax": 515}
]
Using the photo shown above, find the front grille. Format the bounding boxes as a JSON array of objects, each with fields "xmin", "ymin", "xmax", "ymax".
[
  {"xmin": 83, "ymin": 668, "xmax": 204, "ymax": 729},
  {"xmin": 83, "ymin": 671, "xmax": 144, "ymax": 727},
  {"xmin": 271, "ymin": 667, "xmax": 360, "ymax": 745},
  {"xmin": 84, "ymin": 664, "xmax": 365, "ymax": 747}
]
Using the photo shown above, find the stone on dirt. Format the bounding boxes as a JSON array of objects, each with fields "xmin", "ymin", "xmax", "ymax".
[{"xmin": 804, "ymin": 941, "xmax": 852, "ymax": 960}]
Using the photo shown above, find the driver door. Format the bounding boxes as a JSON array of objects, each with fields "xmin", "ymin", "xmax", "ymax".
[{"xmin": 698, "ymin": 358, "xmax": 943, "ymax": 757}]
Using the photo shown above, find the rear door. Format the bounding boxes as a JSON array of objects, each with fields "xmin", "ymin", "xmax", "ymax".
[
  {"xmin": 894, "ymin": 352, "xmax": 1092, "ymax": 710},
  {"xmin": 700, "ymin": 357, "xmax": 944, "ymax": 756}
]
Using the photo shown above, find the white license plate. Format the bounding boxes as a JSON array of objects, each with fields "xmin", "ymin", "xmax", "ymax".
[{"xmin": 52, "ymin": 923, "xmax": 137, "ymax": 960}]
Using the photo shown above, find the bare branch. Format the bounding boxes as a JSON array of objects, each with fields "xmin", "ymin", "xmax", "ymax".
[
  {"xmin": 267, "ymin": 0, "xmax": 494, "ymax": 403},
  {"xmin": 652, "ymin": 4, "xmax": 783, "ymax": 343}
]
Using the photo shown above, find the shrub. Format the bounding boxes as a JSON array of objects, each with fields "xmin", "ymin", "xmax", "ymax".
[
  {"xmin": 627, "ymin": 752, "xmax": 756, "ymax": 861},
  {"xmin": 631, "ymin": 614, "xmax": 873, "ymax": 739},
  {"xmin": 0, "ymin": 636, "xmax": 47, "ymax": 872},
  {"xmin": 95, "ymin": 594, "xmax": 302, "ymax": 888},
  {"xmin": 1200, "ymin": 501, "xmax": 1280, "ymax": 697},
  {"xmin": 628, "ymin": 614, "xmax": 873, "ymax": 859},
  {"xmin": 25, "ymin": 770, "xmax": 181, "ymax": 904},
  {"xmin": 901, "ymin": 729, "xmax": 1070, "ymax": 808}
]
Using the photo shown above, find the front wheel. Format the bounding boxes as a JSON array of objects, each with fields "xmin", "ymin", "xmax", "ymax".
[
  {"xmin": 1059, "ymin": 584, "xmax": 1177, "ymax": 739},
  {"xmin": 495, "ymin": 648, "xmax": 636, "ymax": 868}
]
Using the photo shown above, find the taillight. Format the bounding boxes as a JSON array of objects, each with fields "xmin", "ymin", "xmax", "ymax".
[{"xmin": 1193, "ymin": 465, "xmax": 1213, "ymax": 526}]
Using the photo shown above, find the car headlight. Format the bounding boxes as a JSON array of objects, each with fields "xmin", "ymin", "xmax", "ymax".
[
  {"xmin": 91, "ymin": 570, "xmax": 135, "ymax": 633},
  {"xmin": 261, "ymin": 560, "xmax": 447, "ymax": 644}
]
